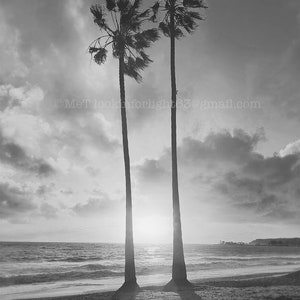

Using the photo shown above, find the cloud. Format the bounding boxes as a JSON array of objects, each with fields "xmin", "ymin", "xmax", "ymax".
[
  {"xmin": 0, "ymin": 129, "xmax": 54, "ymax": 176},
  {"xmin": 0, "ymin": 183, "xmax": 36, "ymax": 220},
  {"xmin": 178, "ymin": 128, "xmax": 265, "ymax": 165},
  {"xmin": 37, "ymin": 184, "xmax": 55, "ymax": 196},
  {"xmin": 40, "ymin": 203, "xmax": 58, "ymax": 219},
  {"xmin": 136, "ymin": 128, "xmax": 266, "ymax": 181},
  {"xmin": 0, "ymin": 9, "xmax": 29, "ymax": 82},
  {"xmin": 0, "ymin": 0, "xmax": 299, "ymax": 242},
  {"xmin": 136, "ymin": 159, "xmax": 169, "ymax": 182},
  {"xmin": 72, "ymin": 191, "xmax": 118, "ymax": 217},
  {"xmin": 280, "ymin": 139, "xmax": 300, "ymax": 156},
  {"xmin": 136, "ymin": 129, "xmax": 300, "ymax": 224},
  {"xmin": 60, "ymin": 188, "xmax": 73, "ymax": 196},
  {"xmin": 134, "ymin": 156, "xmax": 171, "ymax": 208},
  {"xmin": 215, "ymin": 171, "xmax": 297, "ymax": 223},
  {"xmin": 0, "ymin": 181, "xmax": 60, "ymax": 221},
  {"xmin": 0, "ymin": 81, "xmax": 120, "ymax": 182},
  {"xmin": 0, "ymin": 0, "xmax": 116, "ymax": 108},
  {"xmin": 51, "ymin": 113, "xmax": 121, "ymax": 157},
  {"xmin": 255, "ymin": 37, "xmax": 300, "ymax": 121},
  {"xmin": 244, "ymin": 153, "xmax": 300, "ymax": 186}
]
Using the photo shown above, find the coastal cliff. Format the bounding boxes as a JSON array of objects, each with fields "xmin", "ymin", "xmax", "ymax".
[{"xmin": 249, "ymin": 238, "xmax": 300, "ymax": 247}]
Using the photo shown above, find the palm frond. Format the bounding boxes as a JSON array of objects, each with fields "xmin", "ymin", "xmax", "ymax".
[
  {"xmin": 89, "ymin": 0, "xmax": 159, "ymax": 82},
  {"xmin": 91, "ymin": 5, "xmax": 113, "ymax": 33},
  {"xmin": 124, "ymin": 57, "xmax": 142, "ymax": 82},
  {"xmin": 117, "ymin": 0, "xmax": 131, "ymax": 12},
  {"xmin": 135, "ymin": 56, "xmax": 149, "ymax": 69},
  {"xmin": 141, "ymin": 28, "xmax": 160, "ymax": 42},
  {"xmin": 183, "ymin": 0, "xmax": 207, "ymax": 9},
  {"xmin": 122, "ymin": 15, "xmax": 142, "ymax": 31},
  {"xmin": 90, "ymin": 5, "xmax": 104, "ymax": 24},
  {"xmin": 106, "ymin": 0, "xmax": 116, "ymax": 11},
  {"xmin": 159, "ymin": 21, "xmax": 170, "ymax": 37},
  {"xmin": 139, "ymin": 51, "xmax": 152, "ymax": 64},
  {"xmin": 134, "ymin": 33, "xmax": 151, "ymax": 49},
  {"xmin": 134, "ymin": 28, "xmax": 159, "ymax": 49},
  {"xmin": 89, "ymin": 46, "xmax": 99, "ymax": 54},
  {"xmin": 185, "ymin": 10, "xmax": 203, "ymax": 20},
  {"xmin": 90, "ymin": 47, "xmax": 108, "ymax": 65},
  {"xmin": 174, "ymin": 27, "xmax": 184, "ymax": 38},
  {"xmin": 165, "ymin": 1, "xmax": 170, "ymax": 10},
  {"xmin": 132, "ymin": 0, "xmax": 142, "ymax": 10},
  {"xmin": 125, "ymin": 35, "xmax": 135, "ymax": 48},
  {"xmin": 177, "ymin": 13, "xmax": 197, "ymax": 33},
  {"xmin": 150, "ymin": 1, "xmax": 160, "ymax": 21},
  {"xmin": 124, "ymin": 52, "xmax": 154, "ymax": 82},
  {"xmin": 156, "ymin": 0, "xmax": 207, "ymax": 38},
  {"xmin": 138, "ymin": 9, "xmax": 150, "ymax": 19},
  {"xmin": 152, "ymin": 1, "xmax": 160, "ymax": 14}
]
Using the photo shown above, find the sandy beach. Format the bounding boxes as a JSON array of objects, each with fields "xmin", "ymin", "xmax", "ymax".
[{"xmin": 21, "ymin": 271, "xmax": 300, "ymax": 300}]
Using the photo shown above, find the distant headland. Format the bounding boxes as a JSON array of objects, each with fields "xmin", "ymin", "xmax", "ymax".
[{"xmin": 220, "ymin": 238, "xmax": 300, "ymax": 247}]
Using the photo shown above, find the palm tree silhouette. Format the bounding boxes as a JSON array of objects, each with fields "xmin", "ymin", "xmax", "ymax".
[
  {"xmin": 89, "ymin": 0, "xmax": 159, "ymax": 291},
  {"xmin": 152, "ymin": 0, "xmax": 206, "ymax": 288}
]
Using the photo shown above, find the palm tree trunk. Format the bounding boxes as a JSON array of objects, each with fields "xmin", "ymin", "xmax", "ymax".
[
  {"xmin": 170, "ymin": 6, "xmax": 188, "ymax": 284},
  {"xmin": 119, "ymin": 54, "xmax": 137, "ymax": 287}
]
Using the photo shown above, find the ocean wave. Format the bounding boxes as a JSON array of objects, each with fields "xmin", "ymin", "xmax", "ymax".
[
  {"xmin": 47, "ymin": 257, "xmax": 103, "ymax": 263},
  {"xmin": 0, "ymin": 270, "xmax": 122, "ymax": 287},
  {"xmin": 0, "ymin": 262, "xmax": 235, "ymax": 287},
  {"xmin": 1, "ymin": 242, "xmax": 300, "ymax": 288},
  {"xmin": 204, "ymin": 256, "xmax": 300, "ymax": 262}
]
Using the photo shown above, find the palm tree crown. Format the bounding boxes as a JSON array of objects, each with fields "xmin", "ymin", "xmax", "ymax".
[
  {"xmin": 152, "ymin": 0, "xmax": 206, "ymax": 38},
  {"xmin": 89, "ymin": 0, "xmax": 159, "ymax": 82}
]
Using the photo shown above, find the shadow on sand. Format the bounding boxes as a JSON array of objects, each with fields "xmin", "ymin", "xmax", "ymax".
[
  {"xmin": 111, "ymin": 288, "xmax": 140, "ymax": 300},
  {"xmin": 163, "ymin": 281, "xmax": 203, "ymax": 300},
  {"xmin": 177, "ymin": 288, "xmax": 203, "ymax": 300},
  {"xmin": 110, "ymin": 288, "xmax": 203, "ymax": 300},
  {"xmin": 111, "ymin": 282, "xmax": 205, "ymax": 300}
]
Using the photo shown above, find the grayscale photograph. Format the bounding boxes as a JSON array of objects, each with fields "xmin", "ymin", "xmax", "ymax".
[{"xmin": 0, "ymin": 0, "xmax": 300, "ymax": 299}]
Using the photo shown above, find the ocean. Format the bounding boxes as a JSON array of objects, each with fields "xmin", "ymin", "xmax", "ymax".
[{"xmin": 1, "ymin": 242, "xmax": 300, "ymax": 299}]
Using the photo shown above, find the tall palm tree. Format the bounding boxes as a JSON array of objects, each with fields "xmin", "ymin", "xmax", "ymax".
[
  {"xmin": 152, "ymin": 0, "xmax": 206, "ymax": 287},
  {"xmin": 89, "ymin": 0, "xmax": 159, "ymax": 291}
]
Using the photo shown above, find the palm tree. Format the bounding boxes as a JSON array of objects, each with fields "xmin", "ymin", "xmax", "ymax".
[
  {"xmin": 152, "ymin": 0, "xmax": 206, "ymax": 288},
  {"xmin": 89, "ymin": 0, "xmax": 159, "ymax": 291}
]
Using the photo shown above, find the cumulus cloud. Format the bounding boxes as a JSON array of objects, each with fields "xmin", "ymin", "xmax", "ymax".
[
  {"xmin": 280, "ymin": 139, "xmax": 300, "ymax": 156},
  {"xmin": 215, "ymin": 171, "xmax": 298, "ymax": 223},
  {"xmin": 0, "ymin": 181, "xmax": 62, "ymax": 221},
  {"xmin": 0, "ymin": 183, "xmax": 36, "ymax": 219},
  {"xmin": 0, "ymin": 129, "xmax": 54, "ymax": 176},
  {"xmin": 136, "ymin": 129, "xmax": 300, "ymax": 224},
  {"xmin": 178, "ymin": 128, "xmax": 265, "ymax": 165},
  {"xmin": 0, "ymin": 0, "xmax": 116, "ymax": 109},
  {"xmin": 0, "ymin": 81, "xmax": 120, "ymax": 181},
  {"xmin": 243, "ymin": 153, "xmax": 300, "ymax": 186}
]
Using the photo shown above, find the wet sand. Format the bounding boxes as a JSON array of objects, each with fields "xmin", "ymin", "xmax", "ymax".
[{"xmin": 21, "ymin": 270, "xmax": 300, "ymax": 300}]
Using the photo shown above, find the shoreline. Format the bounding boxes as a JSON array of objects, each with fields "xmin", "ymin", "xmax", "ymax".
[{"xmin": 20, "ymin": 270, "xmax": 300, "ymax": 300}]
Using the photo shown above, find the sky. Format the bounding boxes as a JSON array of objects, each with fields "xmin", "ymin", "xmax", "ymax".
[{"xmin": 0, "ymin": 0, "xmax": 300, "ymax": 244}]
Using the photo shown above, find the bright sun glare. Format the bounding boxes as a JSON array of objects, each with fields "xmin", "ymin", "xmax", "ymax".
[{"xmin": 135, "ymin": 216, "xmax": 171, "ymax": 243}]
